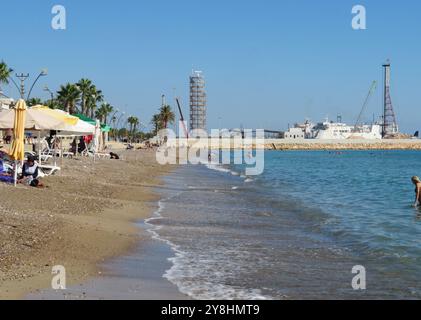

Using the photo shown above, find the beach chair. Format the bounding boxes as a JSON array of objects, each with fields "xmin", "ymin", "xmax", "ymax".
[
  {"xmin": 25, "ymin": 151, "xmax": 53, "ymax": 163},
  {"xmin": 42, "ymin": 144, "xmax": 74, "ymax": 159},
  {"xmin": 82, "ymin": 143, "xmax": 111, "ymax": 159},
  {"xmin": 37, "ymin": 164, "xmax": 61, "ymax": 177},
  {"xmin": 97, "ymin": 145, "xmax": 112, "ymax": 159}
]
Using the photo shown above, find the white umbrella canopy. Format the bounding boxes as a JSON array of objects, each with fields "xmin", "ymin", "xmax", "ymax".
[
  {"xmin": 0, "ymin": 107, "xmax": 95, "ymax": 135},
  {"xmin": 0, "ymin": 108, "xmax": 68, "ymax": 130},
  {"xmin": 50, "ymin": 109, "xmax": 95, "ymax": 136},
  {"xmin": 56, "ymin": 120, "xmax": 95, "ymax": 136}
]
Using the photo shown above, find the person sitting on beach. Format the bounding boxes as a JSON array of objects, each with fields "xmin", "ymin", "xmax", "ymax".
[
  {"xmin": 18, "ymin": 155, "xmax": 43, "ymax": 188},
  {"xmin": 78, "ymin": 136, "xmax": 87, "ymax": 154},
  {"xmin": 412, "ymin": 176, "xmax": 421, "ymax": 207}
]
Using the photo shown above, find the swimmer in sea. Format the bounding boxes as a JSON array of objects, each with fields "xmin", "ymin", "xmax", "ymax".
[{"xmin": 412, "ymin": 176, "xmax": 421, "ymax": 207}]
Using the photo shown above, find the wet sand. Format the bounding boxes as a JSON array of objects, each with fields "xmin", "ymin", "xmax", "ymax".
[
  {"xmin": 27, "ymin": 220, "xmax": 188, "ymax": 300},
  {"xmin": 0, "ymin": 148, "xmax": 183, "ymax": 299}
]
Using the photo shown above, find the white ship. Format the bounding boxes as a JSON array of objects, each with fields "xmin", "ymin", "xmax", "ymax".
[
  {"xmin": 285, "ymin": 118, "xmax": 383, "ymax": 140},
  {"xmin": 312, "ymin": 120, "xmax": 382, "ymax": 140}
]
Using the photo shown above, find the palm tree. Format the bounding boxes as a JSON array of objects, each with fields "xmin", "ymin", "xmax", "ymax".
[
  {"xmin": 27, "ymin": 98, "xmax": 43, "ymax": 107},
  {"xmin": 56, "ymin": 83, "xmax": 81, "ymax": 114},
  {"xmin": 96, "ymin": 103, "xmax": 113, "ymax": 124},
  {"xmin": 151, "ymin": 114, "xmax": 163, "ymax": 135},
  {"xmin": 159, "ymin": 105, "xmax": 175, "ymax": 129},
  {"xmin": 128, "ymin": 116, "xmax": 140, "ymax": 138},
  {"xmin": 0, "ymin": 61, "xmax": 13, "ymax": 92},
  {"xmin": 88, "ymin": 86, "xmax": 103, "ymax": 118},
  {"xmin": 77, "ymin": 78, "xmax": 93, "ymax": 116}
]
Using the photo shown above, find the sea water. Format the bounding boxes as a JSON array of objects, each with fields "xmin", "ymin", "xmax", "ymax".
[{"xmin": 146, "ymin": 150, "xmax": 421, "ymax": 300}]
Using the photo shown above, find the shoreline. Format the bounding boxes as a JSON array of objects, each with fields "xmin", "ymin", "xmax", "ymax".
[
  {"xmin": 166, "ymin": 138, "xmax": 421, "ymax": 151},
  {"xmin": 0, "ymin": 149, "xmax": 175, "ymax": 300},
  {"xmin": 26, "ymin": 211, "xmax": 189, "ymax": 300},
  {"xmin": 264, "ymin": 139, "xmax": 421, "ymax": 151}
]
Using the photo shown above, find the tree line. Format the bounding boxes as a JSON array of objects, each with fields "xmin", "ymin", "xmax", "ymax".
[{"xmin": 1, "ymin": 60, "xmax": 176, "ymax": 141}]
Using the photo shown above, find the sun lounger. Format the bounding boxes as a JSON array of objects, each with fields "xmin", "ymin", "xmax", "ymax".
[
  {"xmin": 38, "ymin": 164, "xmax": 61, "ymax": 177},
  {"xmin": 82, "ymin": 144, "xmax": 111, "ymax": 159},
  {"xmin": 25, "ymin": 151, "xmax": 53, "ymax": 163},
  {"xmin": 97, "ymin": 152, "xmax": 111, "ymax": 159}
]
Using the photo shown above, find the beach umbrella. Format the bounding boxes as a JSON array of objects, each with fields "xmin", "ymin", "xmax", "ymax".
[
  {"xmin": 0, "ymin": 107, "xmax": 69, "ymax": 130},
  {"xmin": 74, "ymin": 114, "xmax": 111, "ymax": 132},
  {"xmin": 10, "ymin": 99, "xmax": 27, "ymax": 186},
  {"xmin": 56, "ymin": 119, "xmax": 95, "ymax": 136},
  {"xmin": 30, "ymin": 106, "xmax": 79, "ymax": 128},
  {"xmin": 37, "ymin": 108, "xmax": 95, "ymax": 135}
]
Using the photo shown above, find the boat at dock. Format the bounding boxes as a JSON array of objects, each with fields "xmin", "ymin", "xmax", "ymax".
[
  {"xmin": 312, "ymin": 120, "xmax": 382, "ymax": 140},
  {"xmin": 285, "ymin": 118, "xmax": 383, "ymax": 140}
]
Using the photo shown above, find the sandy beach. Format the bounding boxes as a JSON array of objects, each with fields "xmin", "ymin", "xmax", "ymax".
[{"xmin": 0, "ymin": 148, "xmax": 175, "ymax": 299}]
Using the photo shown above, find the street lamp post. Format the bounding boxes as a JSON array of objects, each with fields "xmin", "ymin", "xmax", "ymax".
[
  {"xmin": 44, "ymin": 85, "xmax": 55, "ymax": 109},
  {"xmin": 44, "ymin": 85, "xmax": 54, "ymax": 101},
  {"xmin": 8, "ymin": 70, "xmax": 48, "ymax": 100},
  {"xmin": 116, "ymin": 112, "xmax": 126, "ymax": 129},
  {"xmin": 15, "ymin": 73, "xmax": 29, "ymax": 99},
  {"xmin": 110, "ymin": 109, "xmax": 119, "ymax": 142},
  {"xmin": 27, "ymin": 69, "xmax": 48, "ymax": 100}
]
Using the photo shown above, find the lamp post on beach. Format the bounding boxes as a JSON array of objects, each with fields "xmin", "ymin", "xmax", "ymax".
[
  {"xmin": 115, "ymin": 112, "xmax": 126, "ymax": 142},
  {"xmin": 8, "ymin": 69, "xmax": 48, "ymax": 100},
  {"xmin": 14, "ymin": 73, "xmax": 29, "ymax": 99},
  {"xmin": 27, "ymin": 69, "xmax": 48, "ymax": 100},
  {"xmin": 111, "ymin": 109, "xmax": 120, "ymax": 141},
  {"xmin": 44, "ymin": 85, "xmax": 54, "ymax": 100},
  {"xmin": 43, "ymin": 85, "xmax": 55, "ymax": 109},
  {"xmin": 116, "ymin": 112, "xmax": 126, "ymax": 129}
]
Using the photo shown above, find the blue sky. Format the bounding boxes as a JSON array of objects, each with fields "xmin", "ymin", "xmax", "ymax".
[{"xmin": 0, "ymin": 0, "xmax": 420, "ymax": 132}]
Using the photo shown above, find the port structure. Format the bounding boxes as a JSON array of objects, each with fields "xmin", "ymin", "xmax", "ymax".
[
  {"xmin": 382, "ymin": 60, "xmax": 399, "ymax": 137},
  {"xmin": 354, "ymin": 81, "xmax": 377, "ymax": 131},
  {"xmin": 189, "ymin": 70, "xmax": 207, "ymax": 131}
]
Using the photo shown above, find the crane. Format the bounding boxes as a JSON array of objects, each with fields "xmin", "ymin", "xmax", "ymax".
[
  {"xmin": 176, "ymin": 98, "xmax": 189, "ymax": 138},
  {"xmin": 354, "ymin": 80, "xmax": 377, "ymax": 131}
]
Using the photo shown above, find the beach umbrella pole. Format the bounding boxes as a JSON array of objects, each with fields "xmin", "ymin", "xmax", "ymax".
[
  {"xmin": 14, "ymin": 161, "xmax": 17, "ymax": 187},
  {"xmin": 38, "ymin": 133, "xmax": 42, "ymax": 166},
  {"xmin": 60, "ymin": 139, "xmax": 64, "ymax": 168},
  {"xmin": 53, "ymin": 135, "xmax": 57, "ymax": 167}
]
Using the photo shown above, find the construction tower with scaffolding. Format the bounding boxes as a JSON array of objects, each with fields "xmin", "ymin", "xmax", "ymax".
[{"xmin": 189, "ymin": 70, "xmax": 207, "ymax": 131}]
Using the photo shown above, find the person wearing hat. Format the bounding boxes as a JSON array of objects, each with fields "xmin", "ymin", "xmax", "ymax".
[
  {"xmin": 18, "ymin": 155, "xmax": 41, "ymax": 187},
  {"xmin": 412, "ymin": 176, "xmax": 421, "ymax": 207}
]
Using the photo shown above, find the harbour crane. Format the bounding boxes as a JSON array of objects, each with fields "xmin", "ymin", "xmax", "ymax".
[
  {"xmin": 354, "ymin": 80, "xmax": 378, "ymax": 131},
  {"xmin": 176, "ymin": 98, "xmax": 189, "ymax": 138}
]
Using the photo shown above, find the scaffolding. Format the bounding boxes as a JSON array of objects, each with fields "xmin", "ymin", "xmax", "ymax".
[{"xmin": 190, "ymin": 70, "xmax": 207, "ymax": 131}]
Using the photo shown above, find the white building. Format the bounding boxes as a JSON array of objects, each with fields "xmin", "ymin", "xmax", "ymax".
[
  {"xmin": 0, "ymin": 94, "xmax": 14, "ymax": 110},
  {"xmin": 284, "ymin": 127, "xmax": 305, "ymax": 140}
]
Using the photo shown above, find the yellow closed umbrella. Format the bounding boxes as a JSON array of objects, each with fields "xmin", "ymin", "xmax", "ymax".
[
  {"xmin": 10, "ymin": 99, "xmax": 27, "ymax": 160},
  {"xmin": 10, "ymin": 99, "xmax": 27, "ymax": 186}
]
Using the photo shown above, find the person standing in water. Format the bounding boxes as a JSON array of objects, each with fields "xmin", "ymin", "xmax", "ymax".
[{"xmin": 412, "ymin": 176, "xmax": 421, "ymax": 207}]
